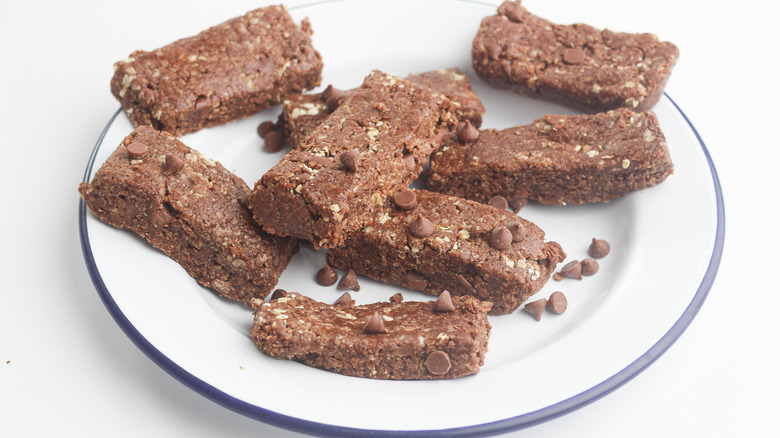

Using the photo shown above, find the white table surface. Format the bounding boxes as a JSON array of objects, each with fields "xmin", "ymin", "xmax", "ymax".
[{"xmin": 1, "ymin": 0, "xmax": 777, "ymax": 436}]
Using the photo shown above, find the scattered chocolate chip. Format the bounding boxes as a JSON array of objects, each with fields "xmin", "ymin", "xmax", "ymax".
[
  {"xmin": 485, "ymin": 43, "xmax": 502, "ymax": 61},
  {"xmin": 389, "ymin": 292, "xmax": 404, "ymax": 303},
  {"xmin": 403, "ymin": 153, "xmax": 416, "ymax": 171},
  {"xmin": 553, "ymin": 272, "xmax": 565, "ymax": 281},
  {"xmin": 457, "ymin": 120, "xmax": 480, "ymax": 143},
  {"xmin": 315, "ymin": 264, "xmax": 338, "ymax": 286},
  {"xmin": 488, "ymin": 195, "xmax": 509, "ymax": 210},
  {"xmin": 257, "ymin": 121, "xmax": 276, "ymax": 138},
  {"xmin": 408, "ymin": 215, "xmax": 434, "ymax": 238},
  {"xmin": 393, "ymin": 189, "xmax": 417, "ymax": 210},
  {"xmin": 334, "ymin": 292, "xmax": 352, "ymax": 306},
  {"xmin": 164, "ymin": 154, "xmax": 185, "ymax": 175},
  {"xmin": 547, "ymin": 291, "xmax": 568, "ymax": 314},
  {"xmin": 500, "ymin": 1, "xmax": 525, "ymax": 22},
  {"xmin": 270, "ymin": 289, "xmax": 288, "ymax": 300},
  {"xmin": 581, "ymin": 258, "xmax": 599, "ymax": 276},
  {"xmin": 337, "ymin": 269, "xmax": 360, "ymax": 291},
  {"xmin": 432, "ymin": 290, "xmax": 456, "ymax": 313},
  {"xmin": 151, "ymin": 207, "xmax": 176, "ymax": 227},
  {"xmin": 126, "ymin": 141, "xmax": 148, "ymax": 158},
  {"xmin": 488, "ymin": 226, "xmax": 513, "ymax": 250},
  {"xmin": 588, "ymin": 238, "xmax": 611, "ymax": 258},
  {"xmin": 364, "ymin": 312, "xmax": 388, "ymax": 334},
  {"xmin": 340, "ymin": 149, "xmax": 360, "ymax": 172},
  {"xmin": 264, "ymin": 130, "xmax": 284, "ymax": 152},
  {"xmin": 523, "ymin": 299, "xmax": 547, "ymax": 321},
  {"xmin": 562, "ymin": 48, "xmax": 586, "ymax": 65},
  {"xmin": 510, "ymin": 197, "xmax": 528, "ymax": 211},
  {"xmin": 507, "ymin": 222, "xmax": 526, "ymax": 242},
  {"xmin": 425, "ymin": 350, "xmax": 452, "ymax": 375},
  {"xmin": 560, "ymin": 260, "xmax": 583, "ymax": 280},
  {"xmin": 322, "ymin": 85, "xmax": 347, "ymax": 112},
  {"xmin": 405, "ymin": 271, "xmax": 428, "ymax": 290}
]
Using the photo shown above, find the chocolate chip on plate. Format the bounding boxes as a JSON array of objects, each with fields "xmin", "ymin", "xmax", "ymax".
[
  {"xmin": 315, "ymin": 264, "xmax": 338, "ymax": 286},
  {"xmin": 408, "ymin": 215, "xmax": 434, "ymax": 238},
  {"xmin": 432, "ymin": 290, "xmax": 456, "ymax": 313},
  {"xmin": 363, "ymin": 312, "xmax": 388, "ymax": 334},
  {"xmin": 547, "ymin": 291, "xmax": 568, "ymax": 314},
  {"xmin": 264, "ymin": 130, "xmax": 284, "ymax": 152},
  {"xmin": 340, "ymin": 148, "xmax": 360, "ymax": 172},
  {"xmin": 393, "ymin": 189, "xmax": 417, "ymax": 210},
  {"xmin": 257, "ymin": 120, "xmax": 276, "ymax": 138},
  {"xmin": 425, "ymin": 350, "xmax": 452, "ymax": 375},
  {"xmin": 523, "ymin": 299, "xmax": 547, "ymax": 321},
  {"xmin": 457, "ymin": 120, "xmax": 480, "ymax": 143},
  {"xmin": 588, "ymin": 238, "xmax": 611, "ymax": 258},
  {"xmin": 560, "ymin": 260, "xmax": 583, "ymax": 280},
  {"xmin": 337, "ymin": 269, "xmax": 360, "ymax": 291},
  {"xmin": 126, "ymin": 141, "xmax": 148, "ymax": 158},
  {"xmin": 581, "ymin": 258, "xmax": 599, "ymax": 276},
  {"xmin": 488, "ymin": 226, "xmax": 513, "ymax": 250}
]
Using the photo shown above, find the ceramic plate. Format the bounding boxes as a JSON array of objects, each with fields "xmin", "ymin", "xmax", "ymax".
[{"xmin": 80, "ymin": 0, "xmax": 724, "ymax": 435}]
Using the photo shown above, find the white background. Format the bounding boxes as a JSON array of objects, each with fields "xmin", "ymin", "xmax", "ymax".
[{"xmin": 1, "ymin": 0, "xmax": 777, "ymax": 437}]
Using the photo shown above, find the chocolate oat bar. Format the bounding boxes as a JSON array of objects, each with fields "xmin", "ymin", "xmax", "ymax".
[
  {"xmin": 277, "ymin": 68, "xmax": 485, "ymax": 148},
  {"xmin": 472, "ymin": 1, "xmax": 679, "ymax": 112},
  {"xmin": 326, "ymin": 189, "xmax": 565, "ymax": 315},
  {"xmin": 111, "ymin": 5, "xmax": 323, "ymax": 135},
  {"xmin": 426, "ymin": 108, "xmax": 673, "ymax": 205},
  {"xmin": 79, "ymin": 126, "xmax": 298, "ymax": 303},
  {"xmin": 250, "ymin": 293, "xmax": 492, "ymax": 379},
  {"xmin": 248, "ymin": 70, "xmax": 458, "ymax": 249}
]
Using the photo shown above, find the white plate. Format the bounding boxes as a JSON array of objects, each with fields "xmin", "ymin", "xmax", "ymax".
[{"xmin": 79, "ymin": 0, "xmax": 724, "ymax": 435}]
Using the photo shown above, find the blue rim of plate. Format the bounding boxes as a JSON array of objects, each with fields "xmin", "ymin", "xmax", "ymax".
[{"xmin": 79, "ymin": 92, "xmax": 724, "ymax": 437}]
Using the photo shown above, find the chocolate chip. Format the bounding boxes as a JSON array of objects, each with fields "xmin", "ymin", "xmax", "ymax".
[
  {"xmin": 523, "ymin": 299, "xmax": 547, "ymax": 321},
  {"xmin": 151, "ymin": 207, "xmax": 175, "ymax": 227},
  {"xmin": 408, "ymin": 215, "xmax": 434, "ymax": 238},
  {"xmin": 485, "ymin": 43, "xmax": 502, "ymax": 61},
  {"xmin": 432, "ymin": 290, "xmax": 456, "ymax": 313},
  {"xmin": 425, "ymin": 350, "xmax": 451, "ymax": 375},
  {"xmin": 405, "ymin": 271, "xmax": 428, "ymax": 290},
  {"xmin": 488, "ymin": 226, "xmax": 512, "ymax": 250},
  {"xmin": 270, "ymin": 289, "xmax": 288, "ymax": 300},
  {"xmin": 322, "ymin": 85, "xmax": 347, "ymax": 112},
  {"xmin": 340, "ymin": 149, "xmax": 360, "ymax": 172},
  {"xmin": 553, "ymin": 272, "xmax": 565, "ymax": 281},
  {"xmin": 126, "ymin": 141, "xmax": 148, "ymax": 158},
  {"xmin": 581, "ymin": 258, "xmax": 599, "ymax": 276},
  {"xmin": 588, "ymin": 238, "xmax": 611, "ymax": 258},
  {"xmin": 403, "ymin": 153, "xmax": 416, "ymax": 171},
  {"xmin": 560, "ymin": 260, "xmax": 583, "ymax": 280},
  {"xmin": 337, "ymin": 269, "xmax": 360, "ymax": 291},
  {"xmin": 264, "ymin": 130, "xmax": 284, "ymax": 153},
  {"xmin": 475, "ymin": 285, "xmax": 490, "ymax": 298},
  {"xmin": 195, "ymin": 95, "xmax": 209, "ymax": 110},
  {"xmin": 455, "ymin": 274, "xmax": 474, "ymax": 293},
  {"xmin": 487, "ymin": 195, "xmax": 508, "ymax": 210},
  {"xmin": 457, "ymin": 120, "xmax": 480, "ymax": 143},
  {"xmin": 562, "ymin": 48, "xmax": 586, "ymax": 65},
  {"xmin": 364, "ymin": 312, "xmax": 388, "ymax": 334},
  {"xmin": 501, "ymin": 2, "xmax": 525, "ymax": 22},
  {"xmin": 507, "ymin": 222, "xmax": 526, "ymax": 242},
  {"xmin": 389, "ymin": 292, "xmax": 404, "ymax": 303},
  {"xmin": 257, "ymin": 121, "xmax": 276, "ymax": 138},
  {"xmin": 334, "ymin": 292, "xmax": 352, "ymax": 306},
  {"xmin": 315, "ymin": 264, "xmax": 338, "ymax": 286},
  {"xmin": 393, "ymin": 189, "xmax": 417, "ymax": 210},
  {"xmin": 510, "ymin": 197, "xmax": 528, "ymax": 211},
  {"xmin": 547, "ymin": 291, "xmax": 568, "ymax": 314},
  {"xmin": 164, "ymin": 154, "xmax": 185, "ymax": 175}
]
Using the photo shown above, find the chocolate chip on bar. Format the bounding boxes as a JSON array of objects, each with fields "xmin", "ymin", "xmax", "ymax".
[
  {"xmin": 340, "ymin": 149, "xmax": 360, "ymax": 172},
  {"xmin": 425, "ymin": 351, "xmax": 452, "ymax": 375},
  {"xmin": 393, "ymin": 189, "xmax": 417, "ymax": 210},
  {"xmin": 334, "ymin": 292, "xmax": 353, "ymax": 306},
  {"xmin": 364, "ymin": 312, "xmax": 388, "ymax": 334},
  {"xmin": 488, "ymin": 226, "xmax": 512, "ymax": 250},
  {"xmin": 457, "ymin": 120, "xmax": 480, "ymax": 143},
  {"xmin": 487, "ymin": 195, "xmax": 509, "ymax": 210},
  {"xmin": 126, "ymin": 141, "xmax": 148, "ymax": 158},
  {"xmin": 433, "ymin": 290, "xmax": 456, "ymax": 313},
  {"xmin": 164, "ymin": 154, "xmax": 185, "ymax": 175},
  {"xmin": 405, "ymin": 271, "xmax": 428, "ymax": 289},
  {"xmin": 409, "ymin": 215, "xmax": 434, "ymax": 238}
]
